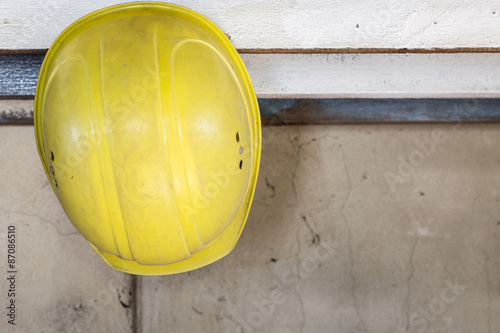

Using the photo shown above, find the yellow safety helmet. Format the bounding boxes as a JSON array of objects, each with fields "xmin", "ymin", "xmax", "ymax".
[{"xmin": 34, "ymin": 2, "xmax": 261, "ymax": 275}]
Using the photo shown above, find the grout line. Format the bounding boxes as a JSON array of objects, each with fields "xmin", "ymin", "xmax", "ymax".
[{"xmin": 131, "ymin": 275, "xmax": 139, "ymax": 333}]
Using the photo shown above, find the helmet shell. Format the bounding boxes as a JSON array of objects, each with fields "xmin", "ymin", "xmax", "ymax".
[{"xmin": 34, "ymin": 2, "xmax": 261, "ymax": 275}]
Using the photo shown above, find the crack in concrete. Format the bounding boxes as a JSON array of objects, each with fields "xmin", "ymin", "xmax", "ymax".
[
  {"xmin": 117, "ymin": 288, "xmax": 131, "ymax": 309},
  {"xmin": 288, "ymin": 131, "xmax": 329, "ymax": 203},
  {"xmin": 265, "ymin": 177, "xmax": 276, "ymax": 198},
  {"xmin": 191, "ymin": 307, "xmax": 203, "ymax": 315},
  {"xmin": 405, "ymin": 233, "xmax": 419, "ymax": 332},
  {"xmin": 4, "ymin": 210, "xmax": 79, "ymax": 237},
  {"xmin": 338, "ymin": 145, "xmax": 353, "ymax": 217},
  {"xmin": 300, "ymin": 214, "xmax": 321, "ymax": 246},
  {"xmin": 294, "ymin": 220, "xmax": 306, "ymax": 332},
  {"xmin": 472, "ymin": 193, "xmax": 483, "ymax": 213},
  {"xmin": 295, "ymin": 224, "xmax": 302, "ymax": 277},
  {"xmin": 295, "ymin": 288, "xmax": 306, "ymax": 333},
  {"xmin": 288, "ymin": 132, "xmax": 301, "ymax": 203},
  {"xmin": 344, "ymin": 214, "xmax": 368, "ymax": 333},
  {"xmin": 338, "ymin": 146, "xmax": 367, "ymax": 332},
  {"xmin": 486, "ymin": 257, "xmax": 492, "ymax": 333}
]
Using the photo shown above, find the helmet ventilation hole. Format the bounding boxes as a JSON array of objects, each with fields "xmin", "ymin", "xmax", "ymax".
[
  {"xmin": 239, "ymin": 146, "xmax": 244, "ymax": 155},
  {"xmin": 50, "ymin": 151, "xmax": 54, "ymax": 161},
  {"xmin": 236, "ymin": 132, "xmax": 240, "ymax": 142},
  {"xmin": 239, "ymin": 160, "xmax": 243, "ymax": 169}
]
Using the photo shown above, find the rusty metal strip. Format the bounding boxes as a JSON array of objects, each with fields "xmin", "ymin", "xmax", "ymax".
[
  {"xmin": 0, "ymin": 54, "xmax": 45, "ymax": 98},
  {"xmin": 3, "ymin": 98, "xmax": 500, "ymax": 125},
  {"xmin": 258, "ymin": 99, "xmax": 500, "ymax": 125}
]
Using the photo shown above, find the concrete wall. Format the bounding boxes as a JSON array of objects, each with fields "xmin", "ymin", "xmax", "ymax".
[{"xmin": 1, "ymin": 122, "xmax": 499, "ymax": 332}]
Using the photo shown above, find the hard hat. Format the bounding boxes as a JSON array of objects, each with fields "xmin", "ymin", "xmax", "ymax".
[{"xmin": 34, "ymin": 2, "xmax": 261, "ymax": 275}]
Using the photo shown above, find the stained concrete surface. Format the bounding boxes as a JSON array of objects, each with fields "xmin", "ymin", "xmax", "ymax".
[
  {"xmin": 0, "ymin": 123, "xmax": 499, "ymax": 333},
  {"xmin": 0, "ymin": 126, "xmax": 134, "ymax": 333},
  {"xmin": 139, "ymin": 124, "xmax": 500, "ymax": 333}
]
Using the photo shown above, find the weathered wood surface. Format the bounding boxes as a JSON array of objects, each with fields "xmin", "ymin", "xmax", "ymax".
[{"xmin": 1, "ymin": 0, "xmax": 500, "ymax": 50}]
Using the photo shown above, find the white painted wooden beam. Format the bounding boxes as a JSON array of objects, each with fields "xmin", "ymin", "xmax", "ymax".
[
  {"xmin": 2, "ymin": 53, "xmax": 500, "ymax": 98},
  {"xmin": 1, "ymin": 0, "xmax": 500, "ymax": 50},
  {"xmin": 242, "ymin": 53, "xmax": 500, "ymax": 98}
]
